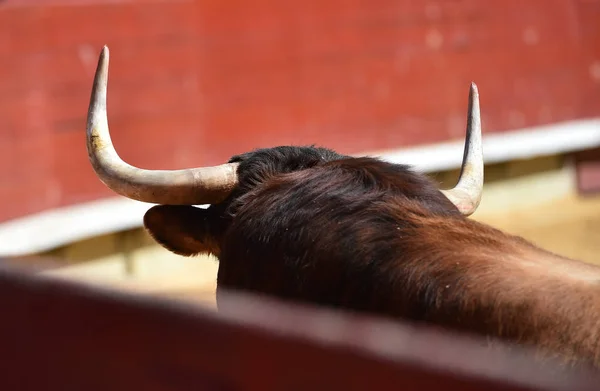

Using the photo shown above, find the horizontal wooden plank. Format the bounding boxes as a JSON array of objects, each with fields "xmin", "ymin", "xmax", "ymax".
[{"xmin": 0, "ymin": 262, "xmax": 598, "ymax": 390}]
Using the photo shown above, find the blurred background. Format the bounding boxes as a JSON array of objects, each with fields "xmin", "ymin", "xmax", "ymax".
[{"xmin": 0, "ymin": 0, "xmax": 599, "ymax": 309}]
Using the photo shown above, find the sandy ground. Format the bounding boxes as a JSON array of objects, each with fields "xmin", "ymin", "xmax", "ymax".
[{"xmin": 473, "ymin": 194, "xmax": 600, "ymax": 266}]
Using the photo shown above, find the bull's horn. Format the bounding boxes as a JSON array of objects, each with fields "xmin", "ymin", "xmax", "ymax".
[
  {"xmin": 86, "ymin": 46, "xmax": 239, "ymax": 205},
  {"xmin": 440, "ymin": 82, "xmax": 484, "ymax": 216}
]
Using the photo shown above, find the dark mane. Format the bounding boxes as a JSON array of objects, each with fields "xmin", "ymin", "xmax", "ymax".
[
  {"xmin": 218, "ymin": 146, "xmax": 495, "ymax": 317},
  {"xmin": 227, "ymin": 145, "xmax": 460, "ymax": 219}
]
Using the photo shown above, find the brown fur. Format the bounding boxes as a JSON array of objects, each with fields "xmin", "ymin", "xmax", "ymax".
[{"xmin": 143, "ymin": 146, "xmax": 600, "ymax": 369}]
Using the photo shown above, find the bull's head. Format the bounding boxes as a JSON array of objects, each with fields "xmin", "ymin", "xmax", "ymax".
[{"xmin": 86, "ymin": 46, "xmax": 483, "ymax": 216}]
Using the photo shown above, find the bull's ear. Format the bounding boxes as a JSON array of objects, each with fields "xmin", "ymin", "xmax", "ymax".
[{"xmin": 143, "ymin": 205, "xmax": 221, "ymax": 257}]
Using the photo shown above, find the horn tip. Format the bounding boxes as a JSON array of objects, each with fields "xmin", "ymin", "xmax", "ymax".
[
  {"xmin": 470, "ymin": 81, "xmax": 479, "ymax": 95},
  {"xmin": 100, "ymin": 45, "xmax": 109, "ymax": 61}
]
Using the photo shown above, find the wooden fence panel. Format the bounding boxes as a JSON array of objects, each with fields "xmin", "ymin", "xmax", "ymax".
[{"xmin": 0, "ymin": 261, "xmax": 598, "ymax": 390}]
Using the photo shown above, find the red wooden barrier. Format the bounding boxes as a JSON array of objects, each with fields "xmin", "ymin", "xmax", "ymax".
[
  {"xmin": 1, "ymin": 0, "xmax": 600, "ymax": 222},
  {"xmin": 0, "ymin": 261, "xmax": 598, "ymax": 390}
]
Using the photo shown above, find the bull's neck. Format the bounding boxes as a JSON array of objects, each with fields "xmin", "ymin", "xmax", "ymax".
[{"xmin": 458, "ymin": 222, "xmax": 600, "ymax": 368}]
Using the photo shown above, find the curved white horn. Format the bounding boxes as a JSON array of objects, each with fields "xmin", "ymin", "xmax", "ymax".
[
  {"xmin": 441, "ymin": 82, "xmax": 484, "ymax": 216},
  {"xmin": 86, "ymin": 46, "xmax": 239, "ymax": 205}
]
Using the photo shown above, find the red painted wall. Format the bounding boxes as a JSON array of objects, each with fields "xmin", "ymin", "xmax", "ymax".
[{"xmin": 1, "ymin": 0, "xmax": 599, "ymax": 222}]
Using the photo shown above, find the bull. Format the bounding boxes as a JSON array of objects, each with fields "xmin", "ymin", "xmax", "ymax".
[{"xmin": 86, "ymin": 46, "xmax": 600, "ymax": 369}]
